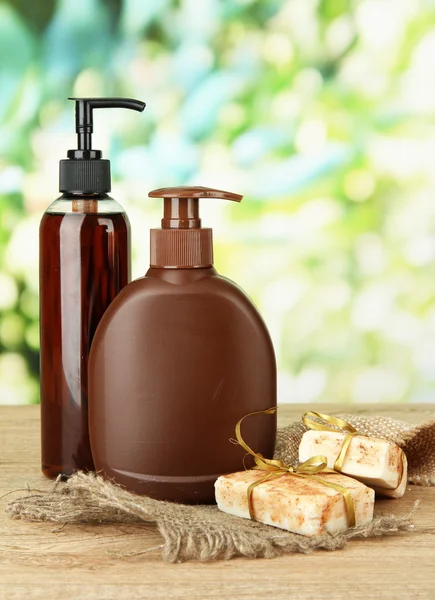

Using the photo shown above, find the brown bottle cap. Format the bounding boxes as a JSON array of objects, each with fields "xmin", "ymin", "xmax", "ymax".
[{"xmin": 148, "ymin": 186, "xmax": 243, "ymax": 269}]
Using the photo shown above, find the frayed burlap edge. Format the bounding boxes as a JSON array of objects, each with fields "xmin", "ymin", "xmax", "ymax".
[{"xmin": 5, "ymin": 471, "xmax": 419, "ymax": 563}]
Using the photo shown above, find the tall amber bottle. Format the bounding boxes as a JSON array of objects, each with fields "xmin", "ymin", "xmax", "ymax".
[{"xmin": 40, "ymin": 98, "xmax": 145, "ymax": 478}]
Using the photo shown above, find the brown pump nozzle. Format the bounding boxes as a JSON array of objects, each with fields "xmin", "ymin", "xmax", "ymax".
[{"xmin": 148, "ymin": 186, "xmax": 243, "ymax": 269}]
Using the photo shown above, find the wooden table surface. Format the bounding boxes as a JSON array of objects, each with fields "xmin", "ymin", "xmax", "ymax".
[{"xmin": 1, "ymin": 404, "xmax": 434, "ymax": 600}]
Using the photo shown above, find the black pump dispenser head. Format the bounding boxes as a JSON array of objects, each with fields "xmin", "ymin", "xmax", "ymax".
[{"xmin": 59, "ymin": 97, "xmax": 146, "ymax": 194}]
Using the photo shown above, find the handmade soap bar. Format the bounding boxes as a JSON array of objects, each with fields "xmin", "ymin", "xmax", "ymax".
[
  {"xmin": 299, "ymin": 430, "xmax": 407, "ymax": 498},
  {"xmin": 215, "ymin": 470, "xmax": 374, "ymax": 536}
]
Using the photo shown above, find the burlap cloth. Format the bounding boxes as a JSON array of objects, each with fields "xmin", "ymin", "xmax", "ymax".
[{"xmin": 6, "ymin": 414, "xmax": 435, "ymax": 563}]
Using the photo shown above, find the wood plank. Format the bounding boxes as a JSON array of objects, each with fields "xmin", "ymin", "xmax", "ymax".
[{"xmin": 0, "ymin": 405, "xmax": 434, "ymax": 600}]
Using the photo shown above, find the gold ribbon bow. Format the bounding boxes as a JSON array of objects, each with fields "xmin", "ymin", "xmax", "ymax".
[
  {"xmin": 234, "ymin": 408, "xmax": 356, "ymax": 527},
  {"xmin": 302, "ymin": 411, "xmax": 359, "ymax": 473}
]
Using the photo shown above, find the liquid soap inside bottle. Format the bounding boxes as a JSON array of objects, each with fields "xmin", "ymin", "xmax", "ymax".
[{"xmin": 39, "ymin": 194, "xmax": 130, "ymax": 478}]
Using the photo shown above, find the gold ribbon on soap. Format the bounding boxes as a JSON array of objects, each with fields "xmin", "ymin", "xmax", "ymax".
[
  {"xmin": 302, "ymin": 411, "xmax": 359, "ymax": 473},
  {"xmin": 234, "ymin": 408, "xmax": 356, "ymax": 527},
  {"xmin": 302, "ymin": 411, "xmax": 407, "ymax": 494}
]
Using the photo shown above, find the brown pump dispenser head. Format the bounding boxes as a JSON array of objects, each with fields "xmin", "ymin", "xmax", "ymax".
[{"xmin": 148, "ymin": 186, "xmax": 242, "ymax": 268}]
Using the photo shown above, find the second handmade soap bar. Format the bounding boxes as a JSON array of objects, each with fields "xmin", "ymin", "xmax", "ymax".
[
  {"xmin": 215, "ymin": 470, "xmax": 374, "ymax": 536},
  {"xmin": 299, "ymin": 430, "xmax": 407, "ymax": 498}
]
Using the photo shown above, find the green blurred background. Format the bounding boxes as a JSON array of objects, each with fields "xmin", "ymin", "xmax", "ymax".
[{"xmin": 1, "ymin": 0, "xmax": 435, "ymax": 405}]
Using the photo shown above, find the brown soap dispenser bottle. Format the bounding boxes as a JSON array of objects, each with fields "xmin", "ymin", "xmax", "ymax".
[
  {"xmin": 39, "ymin": 97, "xmax": 145, "ymax": 479},
  {"xmin": 89, "ymin": 186, "xmax": 277, "ymax": 503}
]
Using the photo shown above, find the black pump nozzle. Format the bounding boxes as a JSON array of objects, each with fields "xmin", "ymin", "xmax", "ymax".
[
  {"xmin": 68, "ymin": 98, "xmax": 146, "ymax": 151},
  {"xmin": 60, "ymin": 97, "xmax": 146, "ymax": 194}
]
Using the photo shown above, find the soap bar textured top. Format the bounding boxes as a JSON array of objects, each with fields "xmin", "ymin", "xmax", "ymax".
[
  {"xmin": 215, "ymin": 469, "xmax": 374, "ymax": 537},
  {"xmin": 298, "ymin": 430, "xmax": 407, "ymax": 498}
]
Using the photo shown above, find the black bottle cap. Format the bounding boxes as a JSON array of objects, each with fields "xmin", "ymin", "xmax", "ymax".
[{"xmin": 59, "ymin": 98, "xmax": 146, "ymax": 194}]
